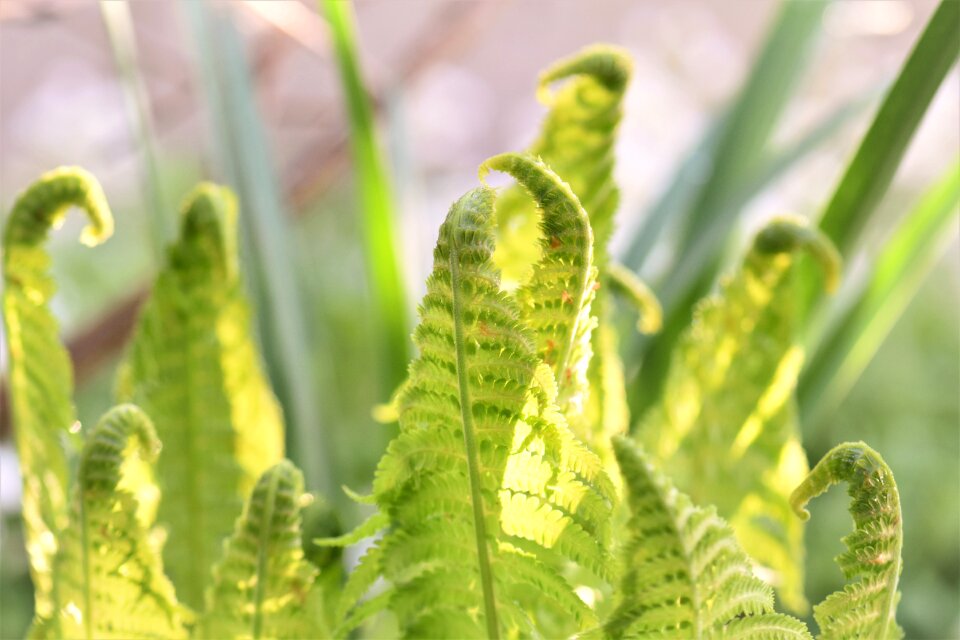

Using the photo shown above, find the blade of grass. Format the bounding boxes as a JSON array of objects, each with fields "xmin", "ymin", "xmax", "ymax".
[
  {"xmin": 800, "ymin": 162, "xmax": 959, "ymax": 426},
  {"xmin": 320, "ymin": 0, "xmax": 411, "ymax": 395},
  {"xmin": 815, "ymin": 0, "xmax": 960, "ymax": 258},
  {"xmin": 625, "ymin": 0, "xmax": 829, "ymax": 417},
  {"xmin": 99, "ymin": 0, "xmax": 170, "ymax": 263},
  {"xmin": 179, "ymin": 0, "xmax": 331, "ymax": 497}
]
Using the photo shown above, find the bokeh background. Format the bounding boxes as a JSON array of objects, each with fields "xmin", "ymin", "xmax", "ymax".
[{"xmin": 0, "ymin": 1, "xmax": 957, "ymax": 637}]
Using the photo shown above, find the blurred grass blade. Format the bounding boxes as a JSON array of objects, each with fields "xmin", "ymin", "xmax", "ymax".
[
  {"xmin": 800, "ymin": 162, "xmax": 959, "ymax": 424},
  {"xmin": 180, "ymin": 1, "xmax": 330, "ymax": 496},
  {"xmin": 674, "ymin": 0, "xmax": 827, "ymax": 250},
  {"xmin": 816, "ymin": 0, "xmax": 960, "ymax": 257},
  {"xmin": 320, "ymin": 0, "xmax": 411, "ymax": 394},
  {"xmin": 99, "ymin": 0, "xmax": 170, "ymax": 263},
  {"xmin": 626, "ymin": 0, "xmax": 828, "ymax": 417}
]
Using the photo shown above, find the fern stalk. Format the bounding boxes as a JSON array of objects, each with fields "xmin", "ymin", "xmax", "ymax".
[{"xmin": 449, "ymin": 210, "xmax": 500, "ymax": 638}]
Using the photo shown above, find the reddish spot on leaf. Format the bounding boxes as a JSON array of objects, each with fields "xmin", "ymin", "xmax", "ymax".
[
  {"xmin": 549, "ymin": 236, "xmax": 562, "ymax": 249},
  {"xmin": 561, "ymin": 290, "xmax": 573, "ymax": 304}
]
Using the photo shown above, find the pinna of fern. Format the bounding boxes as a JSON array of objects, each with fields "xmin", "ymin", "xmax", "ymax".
[
  {"xmin": 116, "ymin": 183, "xmax": 286, "ymax": 609},
  {"xmin": 326, "ymin": 152, "xmax": 617, "ymax": 639},
  {"xmin": 491, "ymin": 44, "xmax": 661, "ymax": 463},
  {"xmin": 792, "ymin": 442, "xmax": 904, "ymax": 640},
  {"xmin": 637, "ymin": 216, "xmax": 841, "ymax": 613},
  {"xmin": 30, "ymin": 404, "xmax": 187, "ymax": 639},
  {"xmin": 2, "ymin": 167, "xmax": 114, "ymax": 623}
]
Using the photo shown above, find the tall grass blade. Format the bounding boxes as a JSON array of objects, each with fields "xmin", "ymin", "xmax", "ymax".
[
  {"xmin": 99, "ymin": 0, "xmax": 171, "ymax": 263},
  {"xmin": 320, "ymin": 0, "xmax": 411, "ymax": 394},
  {"xmin": 800, "ymin": 162, "xmax": 959, "ymax": 424},
  {"xmin": 179, "ymin": 0, "xmax": 330, "ymax": 496},
  {"xmin": 815, "ymin": 0, "xmax": 960, "ymax": 257}
]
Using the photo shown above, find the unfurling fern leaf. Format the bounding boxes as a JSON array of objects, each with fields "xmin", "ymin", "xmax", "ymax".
[
  {"xmin": 604, "ymin": 436, "xmax": 810, "ymax": 640},
  {"xmin": 116, "ymin": 184, "xmax": 285, "ymax": 608},
  {"xmin": 791, "ymin": 442, "xmax": 904, "ymax": 640},
  {"xmin": 335, "ymin": 153, "xmax": 616, "ymax": 638},
  {"xmin": 490, "ymin": 45, "xmax": 658, "ymax": 458},
  {"xmin": 32, "ymin": 405, "xmax": 186, "ymax": 639},
  {"xmin": 2, "ymin": 167, "xmax": 113, "ymax": 620},
  {"xmin": 199, "ymin": 460, "xmax": 326, "ymax": 640},
  {"xmin": 638, "ymin": 217, "xmax": 840, "ymax": 612}
]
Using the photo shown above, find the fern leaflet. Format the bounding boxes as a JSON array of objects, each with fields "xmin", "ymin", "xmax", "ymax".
[
  {"xmin": 791, "ymin": 442, "xmax": 904, "ymax": 640},
  {"xmin": 199, "ymin": 460, "xmax": 326, "ymax": 639},
  {"xmin": 116, "ymin": 183, "xmax": 285, "ymax": 608},
  {"xmin": 638, "ymin": 217, "xmax": 840, "ymax": 612},
  {"xmin": 2, "ymin": 167, "xmax": 113, "ymax": 620},
  {"xmin": 603, "ymin": 436, "xmax": 811, "ymax": 640},
  {"xmin": 32, "ymin": 404, "xmax": 186, "ymax": 639},
  {"xmin": 490, "ymin": 45, "xmax": 655, "ymax": 460},
  {"xmin": 335, "ymin": 155, "xmax": 616, "ymax": 638}
]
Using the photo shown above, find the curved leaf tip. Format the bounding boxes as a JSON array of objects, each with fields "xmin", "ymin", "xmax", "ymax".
[
  {"xmin": 754, "ymin": 216, "xmax": 842, "ymax": 293},
  {"xmin": 537, "ymin": 44, "xmax": 633, "ymax": 101},
  {"xmin": 176, "ymin": 182, "xmax": 239, "ymax": 280},
  {"xmin": 80, "ymin": 404, "xmax": 161, "ymax": 484},
  {"xmin": 3, "ymin": 166, "xmax": 113, "ymax": 250},
  {"xmin": 790, "ymin": 440, "xmax": 896, "ymax": 521}
]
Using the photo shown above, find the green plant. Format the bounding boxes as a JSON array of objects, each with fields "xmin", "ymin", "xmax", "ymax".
[{"xmin": 4, "ymin": 39, "xmax": 943, "ymax": 640}]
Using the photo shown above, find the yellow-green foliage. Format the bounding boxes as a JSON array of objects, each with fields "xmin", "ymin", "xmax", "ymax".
[
  {"xmin": 116, "ymin": 184, "xmax": 285, "ymax": 608},
  {"xmin": 32, "ymin": 405, "xmax": 186, "ymax": 639},
  {"xmin": 604, "ymin": 436, "xmax": 811, "ymax": 639},
  {"xmin": 792, "ymin": 443, "xmax": 904, "ymax": 640},
  {"xmin": 2, "ymin": 40, "xmax": 917, "ymax": 640},
  {"xmin": 199, "ymin": 461, "xmax": 326, "ymax": 640},
  {"xmin": 333, "ymin": 153, "xmax": 616, "ymax": 639},
  {"xmin": 638, "ymin": 217, "xmax": 840, "ymax": 612},
  {"xmin": 2, "ymin": 168, "xmax": 113, "ymax": 621},
  {"xmin": 490, "ymin": 45, "xmax": 660, "ymax": 461}
]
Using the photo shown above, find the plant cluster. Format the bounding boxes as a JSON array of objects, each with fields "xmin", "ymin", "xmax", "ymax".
[{"xmin": 3, "ymin": 46, "xmax": 906, "ymax": 639}]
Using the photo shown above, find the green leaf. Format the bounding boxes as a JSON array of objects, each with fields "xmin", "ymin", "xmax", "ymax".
[
  {"xmin": 336, "ymin": 161, "xmax": 617, "ymax": 637},
  {"xmin": 32, "ymin": 404, "xmax": 187, "ymax": 639},
  {"xmin": 116, "ymin": 184, "xmax": 285, "ymax": 608},
  {"xmin": 99, "ymin": 0, "xmax": 171, "ymax": 264},
  {"xmin": 800, "ymin": 162, "xmax": 960, "ymax": 423},
  {"xmin": 2, "ymin": 167, "xmax": 113, "ymax": 620},
  {"xmin": 481, "ymin": 153, "xmax": 598, "ymax": 419},
  {"xmin": 488, "ymin": 45, "xmax": 657, "ymax": 458},
  {"xmin": 199, "ymin": 461, "xmax": 327, "ymax": 640},
  {"xmin": 179, "ymin": 0, "xmax": 330, "ymax": 495},
  {"xmin": 604, "ymin": 436, "xmax": 811, "ymax": 639},
  {"xmin": 638, "ymin": 217, "xmax": 840, "ymax": 612},
  {"xmin": 791, "ymin": 442, "xmax": 904, "ymax": 640},
  {"xmin": 815, "ymin": 0, "xmax": 960, "ymax": 258},
  {"xmin": 320, "ymin": 0, "xmax": 411, "ymax": 394},
  {"xmin": 492, "ymin": 44, "xmax": 631, "ymax": 285},
  {"xmin": 626, "ymin": 0, "xmax": 828, "ymax": 417}
]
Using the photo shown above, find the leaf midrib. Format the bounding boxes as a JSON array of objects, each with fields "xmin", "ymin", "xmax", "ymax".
[{"xmin": 448, "ymin": 224, "xmax": 500, "ymax": 640}]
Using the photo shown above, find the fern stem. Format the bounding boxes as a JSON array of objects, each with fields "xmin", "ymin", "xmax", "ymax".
[
  {"xmin": 448, "ymin": 219, "xmax": 500, "ymax": 640},
  {"xmin": 252, "ymin": 465, "xmax": 280, "ymax": 640}
]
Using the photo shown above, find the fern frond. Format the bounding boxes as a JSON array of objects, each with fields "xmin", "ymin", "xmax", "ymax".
[
  {"xmin": 489, "ymin": 46, "xmax": 648, "ymax": 459},
  {"xmin": 791, "ymin": 442, "xmax": 904, "ymax": 640},
  {"xmin": 340, "ymin": 173, "xmax": 615, "ymax": 638},
  {"xmin": 2, "ymin": 167, "xmax": 113, "ymax": 620},
  {"xmin": 33, "ymin": 405, "xmax": 186, "ymax": 639},
  {"xmin": 199, "ymin": 460, "xmax": 326, "ymax": 640},
  {"xmin": 481, "ymin": 153, "xmax": 598, "ymax": 426},
  {"xmin": 116, "ymin": 183, "xmax": 284, "ymax": 607},
  {"xmin": 638, "ymin": 217, "xmax": 840, "ymax": 612},
  {"xmin": 605, "ymin": 436, "xmax": 811, "ymax": 640}
]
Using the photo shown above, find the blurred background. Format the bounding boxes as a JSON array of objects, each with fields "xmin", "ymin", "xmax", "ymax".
[{"xmin": 0, "ymin": 1, "xmax": 956, "ymax": 637}]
